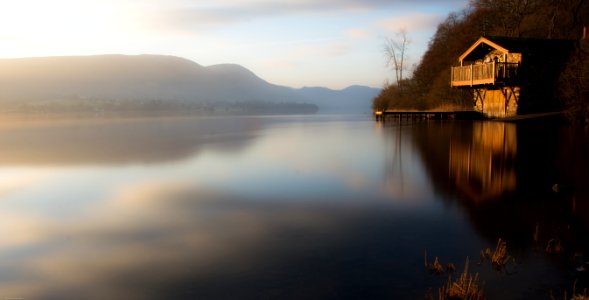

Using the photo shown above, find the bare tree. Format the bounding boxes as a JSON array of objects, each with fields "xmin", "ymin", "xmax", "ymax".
[{"xmin": 383, "ymin": 29, "xmax": 410, "ymax": 88}]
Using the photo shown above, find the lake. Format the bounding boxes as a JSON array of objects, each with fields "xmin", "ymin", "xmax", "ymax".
[{"xmin": 0, "ymin": 114, "xmax": 587, "ymax": 299}]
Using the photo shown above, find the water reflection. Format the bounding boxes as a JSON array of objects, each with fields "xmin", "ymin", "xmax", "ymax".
[
  {"xmin": 410, "ymin": 120, "xmax": 589, "ymax": 234},
  {"xmin": 408, "ymin": 120, "xmax": 589, "ymax": 298},
  {"xmin": 0, "ymin": 182, "xmax": 350, "ymax": 299},
  {"xmin": 449, "ymin": 122, "xmax": 517, "ymax": 202},
  {"xmin": 1, "ymin": 116, "xmax": 587, "ymax": 299},
  {"xmin": 1, "ymin": 115, "xmax": 418, "ymax": 299},
  {"xmin": 0, "ymin": 116, "xmax": 264, "ymax": 165},
  {"xmin": 377, "ymin": 123, "xmax": 432, "ymax": 202}
]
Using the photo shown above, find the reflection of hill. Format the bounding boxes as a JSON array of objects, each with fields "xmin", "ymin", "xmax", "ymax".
[
  {"xmin": 408, "ymin": 121, "xmax": 565, "ymax": 202},
  {"xmin": 0, "ymin": 116, "xmax": 264, "ymax": 165},
  {"xmin": 401, "ymin": 121, "xmax": 589, "ymax": 251}
]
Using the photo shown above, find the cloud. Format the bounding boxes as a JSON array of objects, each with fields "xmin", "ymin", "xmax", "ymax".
[
  {"xmin": 345, "ymin": 28, "xmax": 372, "ymax": 39},
  {"xmin": 257, "ymin": 39, "xmax": 351, "ymax": 62},
  {"xmin": 148, "ymin": 0, "xmax": 465, "ymax": 32},
  {"xmin": 176, "ymin": 0, "xmax": 462, "ymax": 14},
  {"xmin": 261, "ymin": 58, "xmax": 299, "ymax": 69},
  {"xmin": 377, "ymin": 13, "xmax": 444, "ymax": 32}
]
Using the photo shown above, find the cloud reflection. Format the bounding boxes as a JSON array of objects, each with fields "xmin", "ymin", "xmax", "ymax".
[
  {"xmin": 0, "ymin": 179, "xmax": 350, "ymax": 299},
  {"xmin": 0, "ymin": 169, "xmax": 52, "ymax": 198}
]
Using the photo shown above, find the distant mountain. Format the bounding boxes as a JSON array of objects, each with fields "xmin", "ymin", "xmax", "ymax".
[
  {"xmin": 296, "ymin": 85, "xmax": 381, "ymax": 114},
  {"xmin": 0, "ymin": 54, "xmax": 378, "ymax": 114}
]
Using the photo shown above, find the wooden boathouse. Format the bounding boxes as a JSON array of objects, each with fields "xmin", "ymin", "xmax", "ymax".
[{"xmin": 451, "ymin": 36, "xmax": 575, "ymax": 118}]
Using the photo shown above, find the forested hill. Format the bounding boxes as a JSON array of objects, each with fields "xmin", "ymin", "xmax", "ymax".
[
  {"xmin": 373, "ymin": 0, "xmax": 589, "ymax": 123},
  {"xmin": 0, "ymin": 54, "xmax": 378, "ymax": 115}
]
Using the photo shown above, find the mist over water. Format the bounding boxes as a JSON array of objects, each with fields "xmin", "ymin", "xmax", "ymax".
[{"xmin": 0, "ymin": 115, "xmax": 587, "ymax": 299}]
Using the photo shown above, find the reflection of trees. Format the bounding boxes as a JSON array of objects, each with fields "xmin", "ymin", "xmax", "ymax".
[
  {"xmin": 384, "ymin": 124, "xmax": 404, "ymax": 195},
  {"xmin": 409, "ymin": 121, "xmax": 516, "ymax": 202},
  {"xmin": 410, "ymin": 121, "xmax": 588, "ymax": 253},
  {"xmin": 449, "ymin": 122, "xmax": 517, "ymax": 202},
  {"xmin": 380, "ymin": 121, "xmax": 589, "ymax": 295},
  {"xmin": 554, "ymin": 128, "xmax": 589, "ymax": 232},
  {"xmin": 381, "ymin": 122, "xmax": 417, "ymax": 198}
]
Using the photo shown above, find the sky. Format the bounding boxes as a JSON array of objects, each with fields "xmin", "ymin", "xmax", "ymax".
[{"xmin": 0, "ymin": 0, "xmax": 468, "ymax": 89}]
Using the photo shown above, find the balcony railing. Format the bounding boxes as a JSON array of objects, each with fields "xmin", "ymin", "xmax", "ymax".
[{"xmin": 451, "ymin": 62, "xmax": 519, "ymax": 87}]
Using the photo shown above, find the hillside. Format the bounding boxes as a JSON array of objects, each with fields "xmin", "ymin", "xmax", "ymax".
[{"xmin": 0, "ymin": 54, "xmax": 378, "ymax": 115}]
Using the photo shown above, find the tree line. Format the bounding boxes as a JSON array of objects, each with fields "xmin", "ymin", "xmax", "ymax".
[{"xmin": 373, "ymin": 0, "xmax": 589, "ymax": 124}]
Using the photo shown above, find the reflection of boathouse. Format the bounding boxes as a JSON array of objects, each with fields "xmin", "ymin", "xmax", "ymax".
[
  {"xmin": 449, "ymin": 122, "xmax": 517, "ymax": 202},
  {"xmin": 451, "ymin": 36, "xmax": 574, "ymax": 118}
]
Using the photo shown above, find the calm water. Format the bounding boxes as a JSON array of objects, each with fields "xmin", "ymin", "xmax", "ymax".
[{"xmin": 0, "ymin": 115, "xmax": 587, "ymax": 299}]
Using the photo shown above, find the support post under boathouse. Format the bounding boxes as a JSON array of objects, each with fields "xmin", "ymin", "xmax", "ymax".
[{"xmin": 450, "ymin": 36, "xmax": 575, "ymax": 118}]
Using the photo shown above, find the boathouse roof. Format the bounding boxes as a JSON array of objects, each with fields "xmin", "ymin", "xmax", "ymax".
[{"xmin": 458, "ymin": 36, "xmax": 575, "ymax": 63}]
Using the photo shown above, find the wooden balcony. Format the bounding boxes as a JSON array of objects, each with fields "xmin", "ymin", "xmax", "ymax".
[{"xmin": 451, "ymin": 62, "xmax": 519, "ymax": 87}]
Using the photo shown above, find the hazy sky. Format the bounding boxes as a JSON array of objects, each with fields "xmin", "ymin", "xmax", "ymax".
[{"xmin": 0, "ymin": 0, "xmax": 467, "ymax": 89}]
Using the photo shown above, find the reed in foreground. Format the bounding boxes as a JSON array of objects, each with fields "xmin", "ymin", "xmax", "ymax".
[
  {"xmin": 480, "ymin": 238, "xmax": 516, "ymax": 273},
  {"xmin": 428, "ymin": 257, "xmax": 485, "ymax": 300},
  {"xmin": 550, "ymin": 280, "xmax": 588, "ymax": 300}
]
